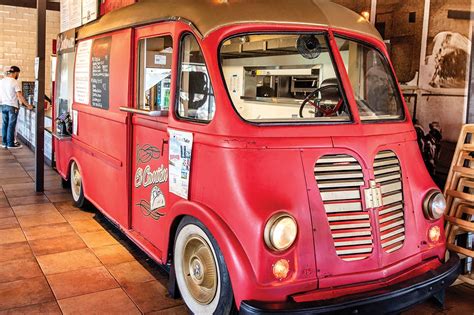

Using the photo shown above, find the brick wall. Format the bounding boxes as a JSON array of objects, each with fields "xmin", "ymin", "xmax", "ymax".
[
  {"xmin": 376, "ymin": 0, "xmax": 425, "ymax": 83},
  {"xmin": 332, "ymin": 0, "xmax": 371, "ymax": 14},
  {"xmin": 0, "ymin": 5, "xmax": 60, "ymax": 98}
]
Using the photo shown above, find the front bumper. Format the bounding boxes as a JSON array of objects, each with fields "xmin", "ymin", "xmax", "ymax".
[{"xmin": 240, "ymin": 253, "xmax": 460, "ymax": 315}]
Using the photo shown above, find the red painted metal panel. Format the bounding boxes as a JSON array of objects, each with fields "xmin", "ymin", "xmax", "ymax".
[
  {"xmin": 131, "ymin": 117, "xmax": 170, "ymax": 249},
  {"xmin": 128, "ymin": 23, "xmax": 174, "ymax": 250},
  {"xmin": 70, "ymin": 28, "xmax": 132, "ymax": 227}
]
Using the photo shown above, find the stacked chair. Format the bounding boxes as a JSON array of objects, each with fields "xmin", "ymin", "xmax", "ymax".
[{"xmin": 444, "ymin": 124, "xmax": 474, "ymax": 285}]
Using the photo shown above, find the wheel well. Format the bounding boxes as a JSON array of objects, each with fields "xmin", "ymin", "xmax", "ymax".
[
  {"xmin": 167, "ymin": 215, "xmax": 186, "ymax": 263},
  {"xmin": 166, "ymin": 214, "xmax": 187, "ymax": 299},
  {"xmin": 65, "ymin": 158, "xmax": 75, "ymax": 181}
]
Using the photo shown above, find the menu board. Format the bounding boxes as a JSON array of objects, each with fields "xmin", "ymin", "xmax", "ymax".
[
  {"xmin": 82, "ymin": 0, "xmax": 99, "ymax": 25},
  {"xmin": 61, "ymin": 0, "xmax": 82, "ymax": 33},
  {"xmin": 74, "ymin": 39, "xmax": 93, "ymax": 104},
  {"xmin": 90, "ymin": 37, "xmax": 111, "ymax": 110},
  {"xmin": 61, "ymin": 0, "xmax": 99, "ymax": 32}
]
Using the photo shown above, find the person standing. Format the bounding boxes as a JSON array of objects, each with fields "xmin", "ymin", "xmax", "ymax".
[{"xmin": 0, "ymin": 66, "xmax": 33, "ymax": 149}]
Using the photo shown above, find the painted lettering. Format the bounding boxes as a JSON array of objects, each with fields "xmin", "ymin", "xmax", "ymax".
[{"xmin": 135, "ymin": 164, "xmax": 168, "ymax": 188}]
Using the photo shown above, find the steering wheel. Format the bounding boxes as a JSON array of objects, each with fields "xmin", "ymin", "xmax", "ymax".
[{"xmin": 299, "ymin": 84, "xmax": 344, "ymax": 118}]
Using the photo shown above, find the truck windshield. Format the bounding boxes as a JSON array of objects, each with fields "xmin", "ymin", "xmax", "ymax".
[
  {"xmin": 335, "ymin": 37, "xmax": 405, "ymax": 121},
  {"xmin": 219, "ymin": 34, "xmax": 351, "ymax": 123}
]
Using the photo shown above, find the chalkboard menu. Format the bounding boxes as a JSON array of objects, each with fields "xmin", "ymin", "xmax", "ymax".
[
  {"xmin": 90, "ymin": 37, "xmax": 111, "ymax": 110},
  {"xmin": 22, "ymin": 81, "xmax": 35, "ymax": 99}
]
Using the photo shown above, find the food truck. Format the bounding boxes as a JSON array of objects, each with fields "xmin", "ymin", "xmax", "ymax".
[{"xmin": 53, "ymin": 0, "xmax": 460, "ymax": 313}]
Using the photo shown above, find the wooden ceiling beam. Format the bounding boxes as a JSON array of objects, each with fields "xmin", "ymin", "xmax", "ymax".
[{"xmin": 0, "ymin": 0, "xmax": 60, "ymax": 11}]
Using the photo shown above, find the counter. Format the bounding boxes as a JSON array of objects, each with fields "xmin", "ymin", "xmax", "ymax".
[{"xmin": 16, "ymin": 106, "xmax": 54, "ymax": 166}]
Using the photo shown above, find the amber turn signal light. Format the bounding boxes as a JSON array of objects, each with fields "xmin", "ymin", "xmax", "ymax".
[
  {"xmin": 273, "ymin": 259, "xmax": 290, "ymax": 280},
  {"xmin": 428, "ymin": 226, "xmax": 441, "ymax": 243}
]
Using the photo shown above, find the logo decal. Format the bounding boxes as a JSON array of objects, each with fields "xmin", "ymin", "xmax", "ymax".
[
  {"xmin": 135, "ymin": 164, "xmax": 168, "ymax": 188},
  {"xmin": 136, "ymin": 185, "xmax": 166, "ymax": 220},
  {"xmin": 135, "ymin": 144, "xmax": 168, "ymax": 221},
  {"xmin": 136, "ymin": 144, "xmax": 161, "ymax": 165}
]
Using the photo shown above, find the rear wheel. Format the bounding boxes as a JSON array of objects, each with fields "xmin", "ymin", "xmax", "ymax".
[
  {"xmin": 174, "ymin": 217, "xmax": 234, "ymax": 314},
  {"xmin": 70, "ymin": 161, "xmax": 85, "ymax": 208}
]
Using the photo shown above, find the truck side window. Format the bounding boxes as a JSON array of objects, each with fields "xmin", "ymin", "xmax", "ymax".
[
  {"xmin": 177, "ymin": 34, "xmax": 216, "ymax": 122},
  {"xmin": 137, "ymin": 35, "xmax": 173, "ymax": 111}
]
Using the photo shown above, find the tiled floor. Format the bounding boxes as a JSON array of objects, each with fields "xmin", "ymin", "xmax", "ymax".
[
  {"xmin": 0, "ymin": 146, "xmax": 186, "ymax": 314},
  {"xmin": 0, "ymin": 145, "xmax": 472, "ymax": 314}
]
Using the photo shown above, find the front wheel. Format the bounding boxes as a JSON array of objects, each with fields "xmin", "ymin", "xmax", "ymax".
[
  {"xmin": 174, "ymin": 217, "xmax": 234, "ymax": 314},
  {"xmin": 70, "ymin": 161, "xmax": 85, "ymax": 208}
]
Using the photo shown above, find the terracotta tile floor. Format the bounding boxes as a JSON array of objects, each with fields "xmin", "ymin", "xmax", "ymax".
[
  {"xmin": 0, "ymin": 145, "xmax": 472, "ymax": 314},
  {"xmin": 0, "ymin": 146, "xmax": 187, "ymax": 314}
]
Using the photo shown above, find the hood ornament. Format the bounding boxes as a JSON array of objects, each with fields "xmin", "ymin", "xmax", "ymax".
[{"xmin": 364, "ymin": 180, "xmax": 383, "ymax": 209}]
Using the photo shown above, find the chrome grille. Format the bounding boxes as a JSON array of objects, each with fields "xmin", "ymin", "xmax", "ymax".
[
  {"xmin": 374, "ymin": 151, "xmax": 405, "ymax": 253},
  {"xmin": 315, "ymin": 154, "xmax": 373, "ymax": 261}
]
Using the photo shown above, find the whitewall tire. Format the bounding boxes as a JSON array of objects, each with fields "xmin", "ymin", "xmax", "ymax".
[
  {"xmin": 70, "ymin": 161, "xmax": 85, "ymax": 208},
  {"xmin": 174, "ymin": 217, "xmax": 234, "ymax": 314}
]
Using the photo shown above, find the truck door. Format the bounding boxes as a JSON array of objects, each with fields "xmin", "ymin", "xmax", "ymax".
[{"xmin": 130, "ymin": 25, "xmax": 174, "ymax": 250}]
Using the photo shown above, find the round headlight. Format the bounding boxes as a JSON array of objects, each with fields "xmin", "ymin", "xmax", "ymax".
[
  {"xmin": 423, "ymin": 191, "xmax": 446, "ymax": 220},
  {"xmin": 264, "ymin": 213, "xmax": 298, "ymax": 251}
]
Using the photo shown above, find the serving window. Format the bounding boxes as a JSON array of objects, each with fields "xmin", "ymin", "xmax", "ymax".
[
  {"xmin": 219, "ymin": 33, "xmax": 351, "ymax": 123},
  {"xmin": 137, "ymin": 35, "xmax": 173, "ymax": 111}
]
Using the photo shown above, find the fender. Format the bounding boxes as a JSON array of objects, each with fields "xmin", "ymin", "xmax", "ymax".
[
  {"xmin": 65, "ymin": 158, "xmax": 75, "ymax": 181},
  {"xmin": 167, "ymin": 200, "xmax": 257, "ymax": 306},
  {"xmin": 56, "ymin": 155, "xmax": 74, "ymax": 181},
  {"xmin": 57, "ymin": 166, "xmax": 68, "ymax": 180}
]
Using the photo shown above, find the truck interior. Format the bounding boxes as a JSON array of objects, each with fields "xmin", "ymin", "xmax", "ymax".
[{"xmin": 220, "ymin": 33, "xmax": 404, "ymax": 123}]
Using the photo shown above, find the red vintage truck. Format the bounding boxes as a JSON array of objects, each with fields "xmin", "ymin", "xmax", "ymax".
[{"xmin": 53, "ymin": 0, "xmax": 460, "ymax": 313}]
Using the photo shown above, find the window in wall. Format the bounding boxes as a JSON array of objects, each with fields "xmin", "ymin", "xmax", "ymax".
[
  {"xmin": 177, "ymin": 34, "xmax": 215, "ymax": 122},
  {"xmin": 137, "ymin": 36, "xmax": 173, "ymax": 111}
]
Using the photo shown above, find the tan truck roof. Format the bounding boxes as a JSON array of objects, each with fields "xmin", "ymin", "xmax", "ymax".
[{"xmin": 78, "ymin": 0, "xmax": 381, "ymax": 41}]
